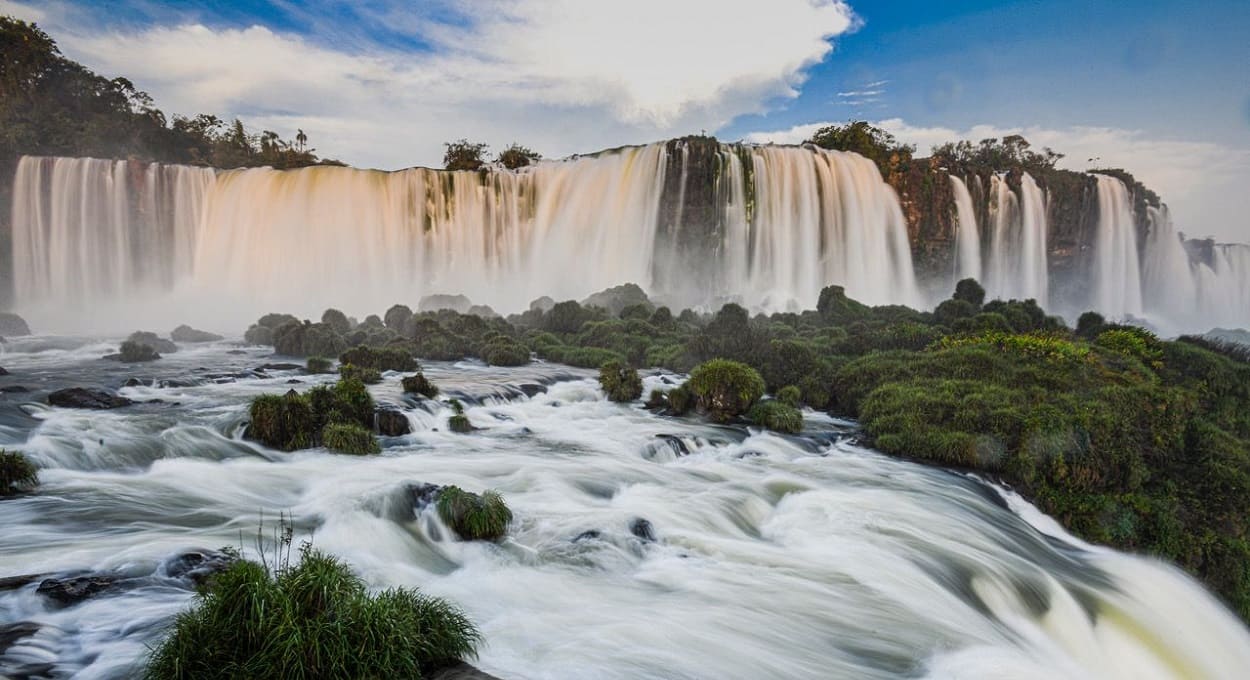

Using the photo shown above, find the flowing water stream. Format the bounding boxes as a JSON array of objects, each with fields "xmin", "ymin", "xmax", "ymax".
[{"xmin": 1, "ymin": 339, "xmax": 1247, "ymax": 679}]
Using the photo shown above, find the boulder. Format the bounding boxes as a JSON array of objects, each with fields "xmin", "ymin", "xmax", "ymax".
[
  {"xmin": 127, "ymin": 331, "xmax": 177, "ymax": 354},
  {"xmin": 48, "ymin": 388, "xmax": 134, "ymax": 409},
  {"xmin": 36, "ymin": 574, "xmax": 119, "ymax": 605},
  {"xmin": 0, "ymin": 313, "xmax": 31, "ymax": 336},
  {"xmin": 163, "ymin": 550, "xmax": 236, "ymax": 586},
  {"xmin": 630, "ymin": 518, "xmax": 657, "ymax": 542},
  {"xmin": 376, "ymin": 408, "xmax": 411, "ymax": 436},
  {"xmin": 170, "ymin": 324, "xmax": 223, "ymax": 342}
]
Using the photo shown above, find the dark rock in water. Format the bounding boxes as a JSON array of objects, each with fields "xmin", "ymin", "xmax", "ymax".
[
  {"xmin": 36, "ymin": 574, "xmax": 119, "ymax": 605},
  {"xmin": 0, "ymin": 367, "xmax": 8, "ymax": 376},
  {"xmin": 170, "ymin": 324, "xmax": 223, "ymax": 343},
  {"xmin": 430, "ymin": 662, "xmax": 506, "ymax": 680},
  {"xmin": 164, "ymin": 550, "xmax": 236, "ymax": 586},
  {"xmin": 376, "ymin": 408, "xmax": 411, "ymax": 436},
  {"xmin": 655, "ymin": 434, "xmax": 690, "ymax": 456},
  {"xmin": 106, "ymin": 340, "xmax": 161, "ymax": 362},
  {"xmin": 0, "ymin": 312, "xmax": 31, "ymax": 336},
  {"xmin": 122, "ymin": 377, "xmax": 146, "ymax": 387},
  {"xmin": 48, "ymin": 388, "xmax": 133, "ymax": 410},
  {"xmin": 0, "ymin": 621, "xmax": 40, "ymax": 656},
  {"xmin": 519, "ymin": 383, "xmax": 547, "ymax": 398},
  {"xmin": 406, "ymin": 482, "xmax": 444, "ymax": 510},
  {"xmin": 573, "ymin": 529, "xmax": 602, "ymax": 542},
  {"xmin": 0, "ymin": 574, "xmax": 42, "ymax": 591},
  {"xmin": 227, "ymin": 349, "xmax": 248, "ymax": 355},
  {"xmin": 0, "ymin": 385, "xmax": 30, "ymax": 393},
  {"xmin": 630, "ymin": 518, "xmax": 657, "ymax": 542},
  {"xmin": 256, "ymin": 362, "xmax": 303, "ymax": 371},
  {"xmin": 127, "ymin": 331, "xmax": 177, "ymax": 354},
  {"xmin": 286, "ymin": 379, "xmax": 302, "ymax": 384},
  {"xmin": 158, "ymin": 378, "xmax": 200, "ymax": 388}
]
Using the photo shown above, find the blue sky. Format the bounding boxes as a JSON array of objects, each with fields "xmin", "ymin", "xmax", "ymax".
[{"xmin": 5, "ymin": 0, "xmax": 1248, "ymax": 240}]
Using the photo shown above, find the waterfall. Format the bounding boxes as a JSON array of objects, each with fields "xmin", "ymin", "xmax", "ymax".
[
  {"xmin": 1138, "ymin": 207, "xmax": 1250, "ymax": 334},
  {"xmin": 985, "ymin": 173, "xmax": 1048, "ymax": 306},
  {"xmin": 10, "ymin": 144, "xmax": 921, "ymax": 331},
  {"xmin": 1091, "ymin": 175, "xmax": 1143, "ymax": 318},
  {"xmin": 950, "ymin": 175, "xmax": 981, "ymax": 283}
]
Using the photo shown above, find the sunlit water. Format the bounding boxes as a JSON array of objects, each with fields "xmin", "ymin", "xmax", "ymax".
[{"xmin": 1, "ymin": 339, "xmax": 1248, "ymax": 679}]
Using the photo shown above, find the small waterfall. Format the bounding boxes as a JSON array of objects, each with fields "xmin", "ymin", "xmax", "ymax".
[
  {"xmin": 1091, "ymin": 175, "xmax": 1143, "ymax": 318},
  {"xmin": 950, "ymin": 175, "xmax": 981, "ymax": 283},
  {"xmin": 1139, "ymin": 207, "xmax": 1250, "ymax": 333},
  {"xmin": 986, "ymin": 173, "xmax": 1048, "ymax": 305}
]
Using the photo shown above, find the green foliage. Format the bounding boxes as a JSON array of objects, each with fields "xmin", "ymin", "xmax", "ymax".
[
  {"xmin": 666, "ymin": 385, "xmax": 694, "ymax": 415},
  {"xmin": 274, "ymin": 322, "xmax": 348, "ymax": 358},
  {"xmin": 806, "ymin": 121, "xmax": 915, "ymax": 175},
  {"xmin": 953, "ymin": 278, "xmax": 986, "ymax": 307},
  {"xmin": 496, "ymin": 143, "xmax": 541, "ymax": 169},
  {"xmin": 339, "ymin": 363, "xmax": 382, "ymax": 385},
  {"xmin": 480, "ymin": 335, "xmax": 531, "ymax": 366},
  {"xmin": 0, "ymin": 450, "xmax": 38, "ymax": 496},
  {"xmin": 932, "ymin": 331, "xmax": 1090, "ymax": 365},
  {"xmin": 436, "ymin": 486, "xmax": 512, "ymax": 541},
  {"xmin": 322, "ymin": 423, "xmax": 380, "ymax": 455},
  {"xmin": 443, "ymin": 139, "xmax": 488, "ymax": 171},
  {"xmin": 1076, "ymin": 311, "xmax": 1106, "ymax": 339},
  {"xmin": 777, "ymin": 385, "xmax": 802, "ymax": 408},
  {"xmin": 747, "ymin": 400, "xmax": 803, "ymax": 434},
  {"xmin": 144, "ymin": 546, "xmax": 479, "ymax": 679},
  {"xmin": 119, "ymin": 340, "xmax": 160, "ymax": 362},
  {"xmin": 246, "ymin": 392, "xmax": 316, "ymax": 451},
  {"xmin": 543, "ymin": 300, "xmax": 596, "ymax": 334},
  {"xmin": 384, "ymin": 304, "xmax": 413, "ymax": 331},
  {"xmin": 320, "ymin": 309, "xmax": 351, "ymax": 334},
  {"xmin": 402, "ymin": 373, "xmax": 439, "ymax": 398},
  {"xmin": 599, "ymin": 360, "xmax": 643, "ymax": 402},
  {"xmin": 1096, "ymin": 327, "xmax": 1163, "ymax": 368},
  {"xmin": 558, "ymin": 346, "xmax": 625, "ymax": 369},
  {"xmin": 305, "ymin": 356, "xmax": 333, "ymax": 374},
  {"xmin": 817, "ymin": 285, "xmax": 871, "ymax": 324},
  {"xmin": 930, "ymin": 135, "xmax": 1063, "ymax": 175},
  {"xmin": 446, "ymin": 400, "xmax": 473, "ymax": 433},
  {"xmin": 339, "ymin": 345, "xmax": 418, "ymax": 372},
  {"xmin": 934, "ymin": 299, "xmax": 977, "ymax": 327},
  {"xmin": 688, "ymin": 359, "xmax": 766, "ymax": 422}
]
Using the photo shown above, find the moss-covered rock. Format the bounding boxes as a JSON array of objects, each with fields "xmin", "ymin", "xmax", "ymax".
[
  {"xmin": 118, "ymin": 340, "xmax": 161, "ymax": 362},
  {"xmin": 447, "ymin": 399, "xmax": 473, "ymax": 433},
  {"xmin": 246, "ymin": 391, "xmax": 316, "ymax": 451},
  {"xmin": 402, "ymin": 373, "xmax": 439, "ymax": 398},
  {"xmin": 339, "ymin": 364, "xmax": 382, "ymax": 385},
  {"xmin": 747, "ymin": 400, "xmax": 803, "ymax": 434},
  {"xmin": 599, "ymin": 360, "xmax": 643, "ymax": 402},
  {"xmin": 436, "ymin": 486, "xmax": 512, "ymax": 541},
  {"xmin": 0, "ymin": 450, "xmax": 38, "ymax": 496},
  {"xmin": 306, "ymin": 356, "xmax": 334, "ymax": 374}
]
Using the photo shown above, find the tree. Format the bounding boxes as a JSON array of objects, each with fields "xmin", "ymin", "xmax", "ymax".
[
  {"xmin": 806, "ymin": 121, "xmax": 914, "ymax": 175},
  {"xmin": 443, "ymin": 139, "xmax": 488, "ymax": 171},
  {"xmin": 496, "ymin": 143, "xmax": 541, "ymax": 169}
]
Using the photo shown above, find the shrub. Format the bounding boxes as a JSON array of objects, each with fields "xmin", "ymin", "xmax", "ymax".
[
  {"xmin": 1076, "ymin": 311, "xmax": 1106, "ymax": 339},
  {"xmin": 384, "ymin": 304, "xmax": 413, "ymax": 331},
  {"xmin": 1096, "ymin": 327, "xmax": 1163, "ymax": 368},
  {"xmin": 777, "ymin": 385, "xmax": 802, "ymax": 408},
  {"xmin": 321, "ymin": 308, "xmax": 351, "ymax": 334},
  {"xmin": 560, "ymin": 346, "xmax": 625, "ymax": 369},
  {"xmin": 246, "ymin": 392, "xmax": 316, "ymax": 451},
  {"xmin": 144, "ymin": 546, "xmax": 479, "ymax": 679},
  {"xmin": 436, "ymin": 486, "xmax": 512, "ymax": 541},
  {"xmin": 934, "ymin": 298, "xmax": 977, "ymax": 327},
  {"xmin": 447, "ymin": 399, "xmax": 473, "ymax": 433},
  {"xmin": 119, "ymin": 340, "xmax": 161, "ymax": 362},
  {"xmin": 645, "ymin": 389, "xmax": 667, "ymax": 410},
  {"xmin": 339, "ymin": 363, "xmax": 382, "ymax": 385},
  {"xmin": 330, "ymin": 378, "xmax": 375, "ymax": 428},
  {"xmin": 0, "ymin": 450, "xmax": 38, "ymax": 496},
  {"xmin": 481, "ymin": 337, "xmax": 531, "ymax": 366},
  {"xmin": 747, "ymin": 400, "xmax": 803, "ymax": 434},
  {"xmin": 817, "ymin": 285, "xmax": 870, "ymax": 324},
  {"xmin": 306, "ymin": 356, "xmax": 333, "ymax": 374},
  {"xmin": 953, "ymin": 278, "xmax": 986, "ymax": 307},
  {"xmin": 688, "ymin": 359, "xmax": 765, "ymax": 422},
  {"xmin": 599, "ymin": 360, "xmax": 643, "ymax": 402},
  {"xmin": 339, "ymin": 345, "xmax": 418, "ymax": 372},
  {"xmin": 322, "ymin": 423, "xmax": 380, "ymax": 455},
  {"xmin": 666, "ymin": 384, "xmax": 694, "ymax": 415},
  {"xmin": 402, "ymin": 373, "xmax": 439, "ymax": 398}
]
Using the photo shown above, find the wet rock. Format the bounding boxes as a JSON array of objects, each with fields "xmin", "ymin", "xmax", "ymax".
[
  {"xmin": 164, "ymin": 550, "xmax": 236, "ymax": 586},
  {"xmin": 286, "ymin": 379, "xmax": 302, "ymax": 384},
  {"xmin": 36, "ymin": 575, "xmax": 119, "ymax": 605},
  {"xmin": 47, "ymin": 388, "xmax": 133, "ymax": 410},
  {"xmin": 226, "ymin": 349, "xmax": 247, "ymax": 355},
  {"xmin": 376, "ymin": 408, "xmax": 411, "ymax": 436},
  {"xmin": 430, "ymin": 662, "xmax": 506, "ymax": 680},
  {"xmin": 0, "ymin": 385, "xmax": 30, "ymax": 393},
  {"xmin": 518, "ymin": 383, "xmax": 547, "ymax": 398},
  {"xmin": 630, "ymin": 518, "xmax": 657, "ymax": 542},
  {"xmin": 0, "ymin": 621, "xmax": 40, "ymax": 656},
  {"xmin": 170, "ymin": 324, "xmax": 223, "ymax": 343},
  {"xmin": 122, "ymin": 377, "xmax": 146, "ymax": 387},
  {"xmin": 0, "ymin": 574, "xmax": 42, "ymax": 591},
  {"xmin": 573, "ymin": 530, "xmax": 602, "ymax": 542},
  {"xmin": 256, "ymin": 362, "xmax": 303, "ymax": 371},
  {"xmin": 157, "ymin": 378, "xmax": 200, "ymax": 388},
  {"xmin": 0, "ymin": 312, "xmax": 31, "ymax": 336},
  {"xmin": 406, "ymin": 482, "xmax": 444, "ymax": 510},
  {"xmin": 0, "ymin": 367, "xmax": 8, "ymax": 376},
  {"xmin": 127, "ymin": 331, "xmax": 177, "ymax": 354},
  {"xmin": 655, "ymin": 434, "xmax": 690, "ymax": 457}
]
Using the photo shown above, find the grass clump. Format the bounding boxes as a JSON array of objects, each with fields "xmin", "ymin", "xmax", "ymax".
[
  {"xmin": 339, "ymin": 363, "xmax": 382, "ymax": 385},
  {"xmin": 322, "ymin": 423, "xmax": 380, "ymax": 455},
  {"xmin": 599, "ymin": 360, "xmax": 643, "ymax": 402},
  {"xmin": 305, "ymin": 356, "xmax": 334, "ymax": 374},
  {"xmin": 747, "ymin": 400, "xmax": 803, "ymax": 434},
  {"xmin": 436, "ymin": 486, "xmax": 512, "ymax": 541},
  {"xmin": 688, "ymin": 359, "xmax": 765, "ymax": 422},
  {"xmin": 402, "ymin": 372, "xmax": 439, "ymax": 398},
  {"xmin": 480, "ymin": 335, "xmax": 531, "ymax": 366},
  {"xmin": 144, "ymin": 545, "xmax": 479, "ymax": 679},
  {"xmin": 447, "ymin": 399, "xmax": 473, "ymax": 433},
  {"xmin": 776, "ymin": 385, "xmax": 802, "ymax": 408},
  {"xmin": 666, "ymin": 384, "xmax": 694, "ymax": 415},
  {"xmin": 0, "ymin": 450, "xmax": 38, "ymax": 496},
  {"xmin": 247, "ymin": 378, "xmax": 377, "ymax": 453}
]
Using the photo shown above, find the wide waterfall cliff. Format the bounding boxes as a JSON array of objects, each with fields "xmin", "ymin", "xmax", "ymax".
[{"xmin": 5, "ymin": 140, "xmax": 1249, "ymax": 333}]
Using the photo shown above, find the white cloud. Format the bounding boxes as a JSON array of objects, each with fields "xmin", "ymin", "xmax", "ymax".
[
  {"xmin": 745, "ymin": 118, "xmax": 1250, "ymax": 243},
  {"xmin": 14, "ymin": 0, "xmax": 856, "ymax": 169}
]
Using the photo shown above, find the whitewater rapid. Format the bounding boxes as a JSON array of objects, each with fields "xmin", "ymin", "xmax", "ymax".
[{"xmin": 1, "ymin": 340, "xmax": 1247, "ymax": 679}]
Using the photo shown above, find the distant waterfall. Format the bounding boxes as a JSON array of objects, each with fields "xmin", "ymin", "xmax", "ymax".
[
  {"xmin": 986, "ymin": 173, "xmax": 1048, "ymax": 306},
  {"xmin": 950, "ymin": 175, "xmax": 981, "ymax": 283},
  {"xmin": 1092, "ymin": 175, "xmax": 1143, "ymax": 318},
  {"xmin": 1140, "ymin": 207, "xmax": 1250, "ymax": 333},
  {"xmin": 9, "ymin": 144, "xmax": 920, "ymax": 331}
]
